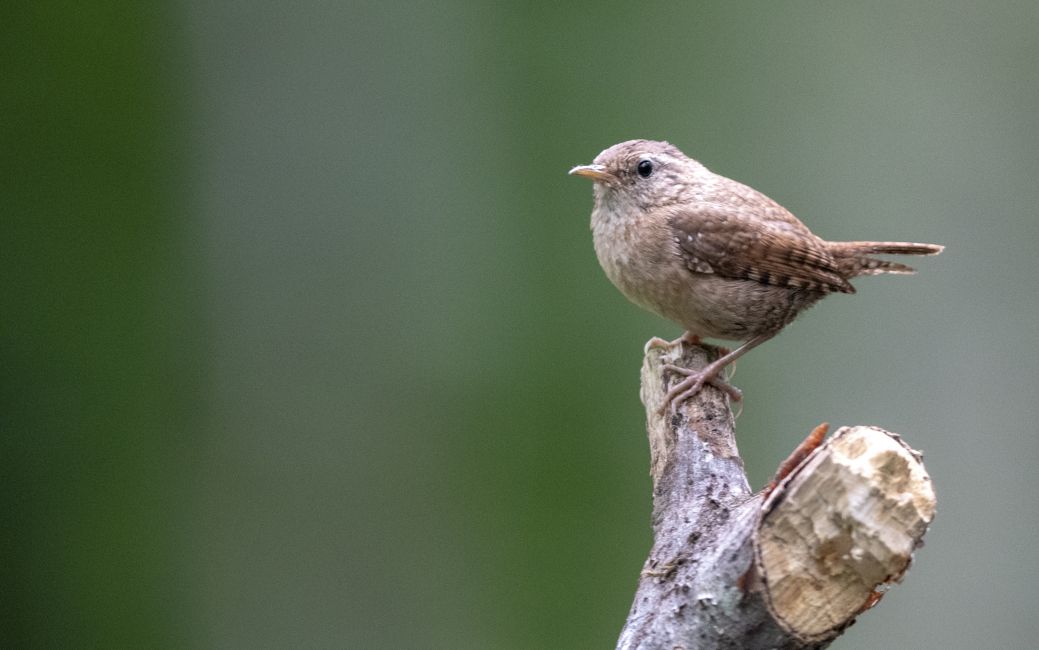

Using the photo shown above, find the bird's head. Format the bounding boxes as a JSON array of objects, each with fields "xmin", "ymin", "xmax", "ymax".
[{"xmin": 569, "ymin": 139, "xmax": 706, "ymax": 212}]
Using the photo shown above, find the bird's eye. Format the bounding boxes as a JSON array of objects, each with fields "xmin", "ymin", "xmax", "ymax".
[{"xmin": 636, "ymin": 159, "xmax": 654, "ymax": 178}]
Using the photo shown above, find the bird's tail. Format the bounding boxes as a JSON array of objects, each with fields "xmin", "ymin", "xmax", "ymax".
[{"xmin": 828, "ymin": 241, "xmax": 944, "ymax": 277}]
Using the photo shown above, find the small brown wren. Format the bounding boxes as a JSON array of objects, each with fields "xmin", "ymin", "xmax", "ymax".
[{"xmin": 569, "ymin": 140, "xmax": 942, "ymax": 412}]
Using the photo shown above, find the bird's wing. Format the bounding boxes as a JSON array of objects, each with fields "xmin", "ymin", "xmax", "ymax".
[{"xmin": 668, "ymin": 204, "xmax": 853, "ymax": 293}]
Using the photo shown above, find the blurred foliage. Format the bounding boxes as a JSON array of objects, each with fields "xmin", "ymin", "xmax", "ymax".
[
  {"xmin": 4, "ymin": 1, "xmax": 1039, "ymax": 648},
  {"xmin": 2, "ymin": 2, "xmax": 194, "ymax": 647}
]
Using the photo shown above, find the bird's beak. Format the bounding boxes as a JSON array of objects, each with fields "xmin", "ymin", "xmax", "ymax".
[{"xmin": 568, "ymin": 164, "xmax": 612, "ymax": 182}]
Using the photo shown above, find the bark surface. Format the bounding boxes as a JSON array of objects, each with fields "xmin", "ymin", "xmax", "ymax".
[{"xmin": 617, "ymin": 342, "xmax": 936, "ymax": 649}]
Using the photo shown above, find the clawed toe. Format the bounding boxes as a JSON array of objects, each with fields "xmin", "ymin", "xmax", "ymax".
[
  {"xmin": 644, "ymin": 337, "xmax": 673, "ymax": 354},
  {"xmin": 645, "ymin": 333, "xmax": 704, "ymax": 355},
  {"xmin": 661, "ymin": 365, "xmax": 742, "ymax": 414},
  {"xmin": 662, "ymin": 363, "xmax": 694, "ymax": 377},
  {"xmin": 713, "ymin": 380, "xmax": 742, "ymax": 401}
]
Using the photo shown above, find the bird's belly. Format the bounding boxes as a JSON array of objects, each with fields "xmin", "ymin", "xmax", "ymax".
[
  {"xmin": 593, "ymin": 222, "xmax": 822, "ymax": 341},
  {"xmin": 614, "ymin": 266, "xmax": 817, "ymax": 341}
]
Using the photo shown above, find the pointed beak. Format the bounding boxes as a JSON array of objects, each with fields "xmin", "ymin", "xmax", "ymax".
[{"xmin": 568, "ymin": 164, "xmax": 613, "ymax": 182}]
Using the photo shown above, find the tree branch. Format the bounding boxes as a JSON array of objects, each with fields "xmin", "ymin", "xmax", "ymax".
[{"xmin": 618, "ymin": 342, "xmax": 936, "ymax": 649}]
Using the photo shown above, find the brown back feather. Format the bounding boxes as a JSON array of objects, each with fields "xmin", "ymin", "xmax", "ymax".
[{"xmin": 669, "ymin": 206, "xmax": 854, "ymax": 294}]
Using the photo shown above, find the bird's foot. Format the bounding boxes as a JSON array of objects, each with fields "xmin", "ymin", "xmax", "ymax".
[
  {"xmin": 676, "ymin": 332, "xmax": 702, "ymax": 347},
  {"xmin": 644, "ymin": 332, "xmax": 702, "ymax": 354},
  {"xmin": 661, "ymin": 363, "xmax": 743, "ymax": 414},
  {"xmin": 644, "ymin": 337, "xmax": 672, "ymax": 354}
]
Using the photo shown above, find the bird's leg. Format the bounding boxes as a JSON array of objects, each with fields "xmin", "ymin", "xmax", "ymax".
[{"xmin": 661, "ymin": 333, "xmax": 774, "ymax": 414}]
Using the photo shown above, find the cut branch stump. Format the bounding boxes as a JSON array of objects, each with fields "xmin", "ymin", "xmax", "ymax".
[{"xmin": 617, "ymin": 342, "xmax": 936, "ymax": 649}]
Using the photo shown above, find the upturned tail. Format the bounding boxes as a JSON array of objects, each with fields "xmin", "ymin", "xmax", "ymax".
[{"xmin": 828, "ymin": 241, "xmax": 944, "ymax": 278}]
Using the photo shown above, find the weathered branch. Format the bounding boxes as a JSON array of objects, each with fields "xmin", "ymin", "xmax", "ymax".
[{"xmin": 618, "ymin": 342, "xmax": 936, "ymax": 649}]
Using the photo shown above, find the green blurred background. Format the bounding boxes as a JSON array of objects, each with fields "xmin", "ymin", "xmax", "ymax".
[{"xmin": 4, "ymin": 2, "xmax": 1038, "ymax": 648}]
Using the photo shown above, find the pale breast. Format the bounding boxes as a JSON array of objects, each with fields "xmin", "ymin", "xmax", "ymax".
[{"xmin": 592, "ymin": 206, "xmax": 718, "ymax": 335}]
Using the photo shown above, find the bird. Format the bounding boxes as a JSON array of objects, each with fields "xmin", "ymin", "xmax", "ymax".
[{"xmin": 569, "ymin": 139, "xmax": 942, "ymax": 413}]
